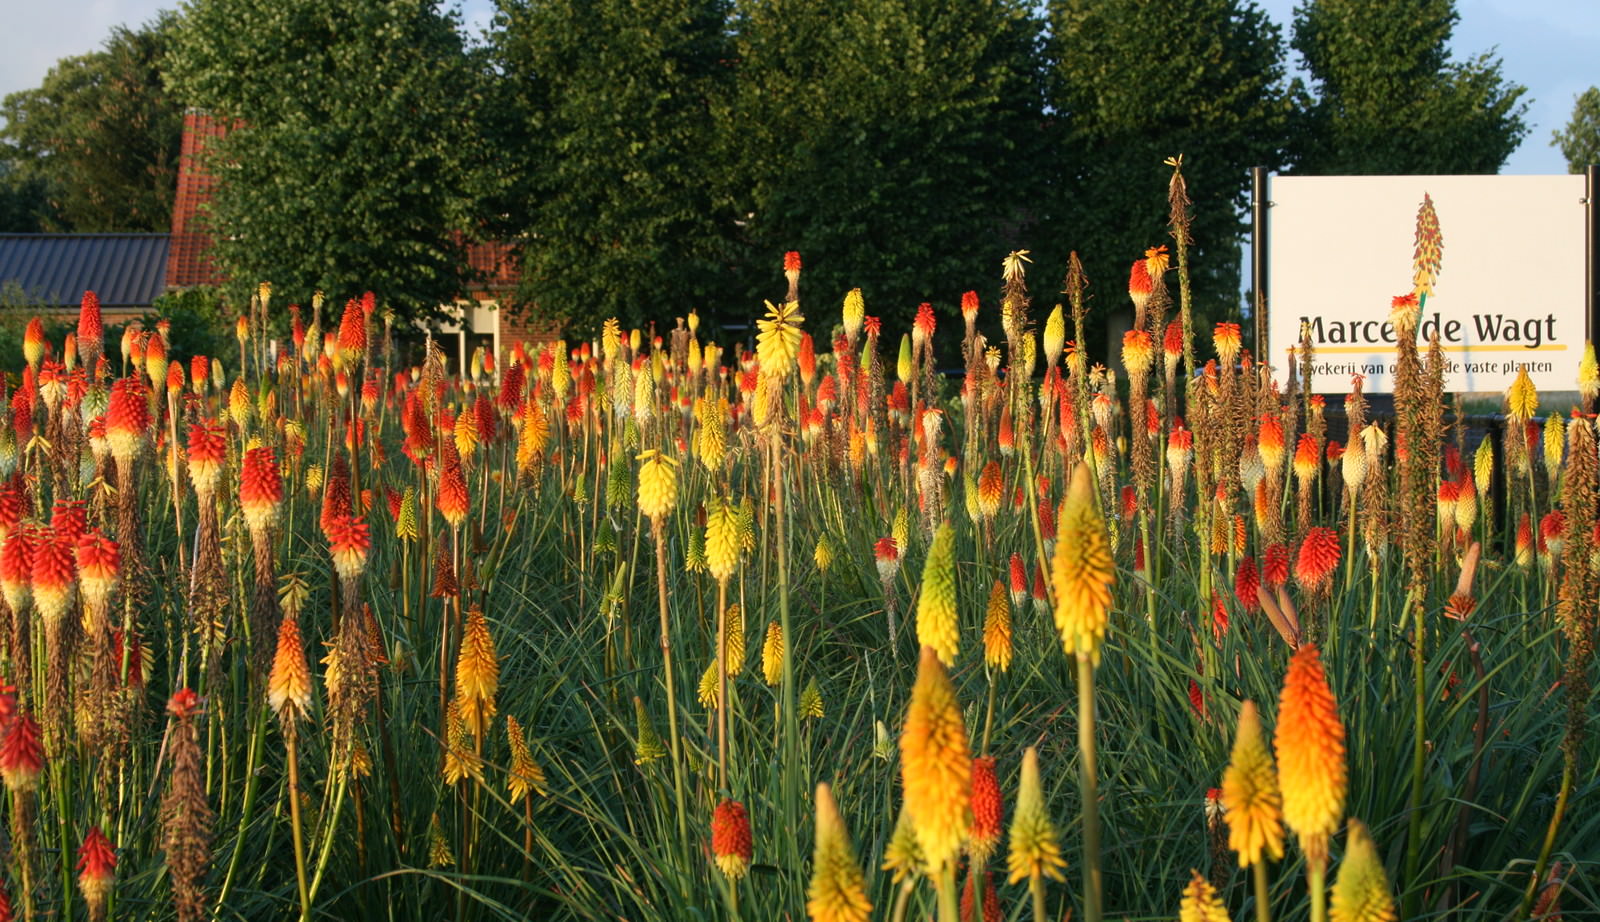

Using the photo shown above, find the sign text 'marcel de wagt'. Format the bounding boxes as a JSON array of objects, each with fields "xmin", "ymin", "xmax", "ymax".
[{"xmin": 1268, "ymin": 174, "xmax": 1588, "ymax": 394}]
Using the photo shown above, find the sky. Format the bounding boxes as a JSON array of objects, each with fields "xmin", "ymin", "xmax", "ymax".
[{"xmin": 0, "ymin": 0, "xmax": 1593, "ymax": 175}]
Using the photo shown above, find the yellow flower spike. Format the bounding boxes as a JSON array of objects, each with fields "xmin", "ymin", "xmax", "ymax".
[
  {"xmin": 1051, "ymin": 463, "xmax": 1115, "ymax": 665},
  {"xmin": 1006, "ymin": 746, "xmax": 1067, "ymax": 884},
  {"xmin": 396, "ymin": 486, "xmax": 418, "ymax": 541},
  {"xmin": 1579, "ymin": 343, "xmax": 1599, "ymax": 405},
  {"xmin": 724, "ymin": 603, "xmax": 745, "ymax": 677},
  {"xmin": 1274, "ymin": 644, "xmax": 1347, "ymax": 866},
  {"xmin": 882, "ymin": 807, "xmax": 926, "ymax": 884},
  {"xmin": 1507, "ymin": 367, "xmax": 1538, "ymax": 423},
  {"xmin": 1543, "ymin": 413, "xmax": 1565, "ymax": 478},
  {"xmin": 808, "ymin": 783, "xmax": 872, "ymax": 922},
  {"xmin": 1473, "ymin": 434, "xmax": 1494, "ymax": 499},
  {"xmin": 900, "ymin": 646, "xmax": 972, "ymax": 873},
  {"xmin": 1222, "ymin": 700, "xmax": 1284, "ymax": 867},
  {"xmin": 1331, "ymin": 820, "xmax": 1397, "ymax": 922},
  {"xmin": 455, "ymin": 607, "xmax": 499, "ymax": 740},
  {"xmin": 842, "ymin": 288, "xmax": 865, "ymax": 342},
  {"xmin": 915, "ymin": 523, "xmax": 959, "ymax": 666},
  {"xmin": 633, "ymin": 696, "xmax": 665, "ymax": 765},
  {"xmin": 697, "ymin": 660, "xmax": 720, "ymax": 708},
  {"xmin": 1043, "ymin": 304, "xmax": 1065, "ymax": 369},
  {"xmin": 762, "ymin": 621, "xmax": 784, "ymax": 687},
  {"xmin": 756, "ymin": 299, "xmax": 804, "ymax": 377},
  {"xmin": 705, "ymin": 498, "xmax": 741, "ymax": 584},
  {"xmin": 814, "ymin": 535, "xmax": 835, "ymax": 574},
  {"xmin": 800, "ymin": 677, "xmax": 824, "ymax": 719},
  {"xmin": 505, "ymin": 715, "xmax": 547, "ymax": 803},
  {"xmin": 1179, "ymin": 869, "xmax": 1230, "ymax": 922},
  {"xmin": 897, "ymin": 334, "xmax": 913, "ymax": 385},
  {"xmin": 636, "ymin": 449, "xmax": 678, "ymax": 521},
  {"xmin": 983, "ymin": 579, "xmax": 1012, "ymax": 673}
]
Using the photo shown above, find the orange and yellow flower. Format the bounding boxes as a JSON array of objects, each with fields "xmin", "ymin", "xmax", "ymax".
[{"xmin": 1274, "ymin": 644, "xmax": 1346, "ymax": 864}]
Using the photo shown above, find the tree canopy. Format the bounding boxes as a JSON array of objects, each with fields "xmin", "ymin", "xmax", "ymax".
[
  {"xmin": 165, "ymin": 0, "xmax": 499, "ymax": 318},
  {"xmin": 1044, "ymin": 0, "xmax": 1296, "ymax": 328},
  {"xmin": 1289, "ymin": 0, "xmax": 1529, "ymax": 174},
  {"xmin": 0, "ymin": 14, "xmax": 182, "ymax": 233},
  {"xmin": 1, "ymin": 0, "xmax": 1542, "ymax": 333},
  {"xmin": 1552, "ymin": 87, "xmax": 1600, "ymax": 174}
]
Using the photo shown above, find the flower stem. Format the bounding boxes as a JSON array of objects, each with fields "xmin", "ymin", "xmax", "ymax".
[
  {"xmin": 1308, "ymin": 855, "xmax": 1327, "ymax": 922},
  {"xmin": 652, "ymin": 517, "xmax": 691, "ymax": 870},
  {"xmin": 1077, "ymin": 653, "xmax": 1102, "ymax": 922},
  {"xmin": 286, "ymin": 728, "xmax": 311, "ymax": 922},
  {"xmin": 1253, "ymin": 860, "xmax": 1272, "ymax": 922}
]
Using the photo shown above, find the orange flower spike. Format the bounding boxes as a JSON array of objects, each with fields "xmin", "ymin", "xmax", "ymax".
[
  {"xmin": 1, "ymin": 526, "xmax": 35, "ymax": 615},
  {"xmin": 1274, "ymin": 644, "xmax": 1347, "ymax": 865},
  {"xmin": 22, "ymin": 317, "xmax": 45, "ymax": 370},
  {"xmin": 337, "ymin": 298, "xmax": 366, "ymax": 365},
  {"xmin": 186, "ymin": 422, "xmax": 227, "ymax": 498},
  {"xmin": 239, "ymin": 447, "xmax": 283, "ymax": 536},
  {"xmin": 267, "ymin": 616, "xmax": 313, "ymax": 726},
  {"xmin": 104, "ymin": 376, "xmax": 149, "ymax": 464},
  {"xmin": 436, "ymin": 456, "xmax": 470, "ymax": 529},
  {"xmin": 711, "ymin": 799, "xmax": 754, "ymax": 880}
]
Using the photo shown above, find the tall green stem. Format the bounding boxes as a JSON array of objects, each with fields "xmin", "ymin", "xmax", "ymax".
[
  {"xmin": 1308, "ymin": 857, "xmax": 1327, "ymax": 922},
  {"xmin": 1253, "ymin": 860, "xmax": 1272, "ymax": 922}
]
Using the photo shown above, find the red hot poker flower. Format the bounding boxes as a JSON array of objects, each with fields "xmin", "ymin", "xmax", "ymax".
[
  {"xmin": 76, "ymin": 825, "xmax": 117, "ymax": 909},
  {"xmin": 0, "ymin": 711, "xmax": 44, "ymax": 791}
]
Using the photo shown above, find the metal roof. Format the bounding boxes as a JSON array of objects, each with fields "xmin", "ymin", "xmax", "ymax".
[{"xmin": 0, "ymin": 234, "xmax": 170, "ymax": 309}]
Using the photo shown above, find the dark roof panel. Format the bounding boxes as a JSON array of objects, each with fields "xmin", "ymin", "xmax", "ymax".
[{"xmin": 0, "ymin": 234, "xmax": 171, "ymax": 309}]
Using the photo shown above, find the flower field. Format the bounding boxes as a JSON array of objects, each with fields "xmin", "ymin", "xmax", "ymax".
[{"xmin": 0, "ymin": 166, "xmax": 1594, "ymax": 922}]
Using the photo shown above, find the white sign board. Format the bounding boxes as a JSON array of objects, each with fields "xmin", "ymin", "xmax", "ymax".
[{"xmin": 1268, "ymin": 174, "xmax": 1588, "ymax": 393}]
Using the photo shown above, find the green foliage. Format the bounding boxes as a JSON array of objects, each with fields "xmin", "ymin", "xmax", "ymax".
[
  {"xmin": 165, "ymin": 0, "xmax": 500, "ymax": 320},
  {"xmin": 147, "ymin": 285, "xmax": 235, "ymax": 365},
  {"xmin": 722, "ymin": 0, "xmax": 1044, "ymax": 336},
  {"xmin": 0, "ymin": 15, "xmax": 182, "ymax": 233},
  {"xmin": 1043, "ymin": 0, "xmax": 1295, "ymax": 334},
  {"xmin": 1552, "ymin": 87, "xmax": 1600, "ymax": 174},
  {"xmin": 1290, "ymin": 0, "xmax": 1529, "ymax": 174},
  {"xmin": 0, "ymin": 163, "xmax": 49, "ymax": 233},
  {"xmin": 492, "ymin": 0, "xmax": 737, "ymax": 333}
]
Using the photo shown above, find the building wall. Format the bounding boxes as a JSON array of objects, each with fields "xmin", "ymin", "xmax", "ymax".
[{"xmin": 166, "ymin": 110, "xmax": 228, "ymax": 289}]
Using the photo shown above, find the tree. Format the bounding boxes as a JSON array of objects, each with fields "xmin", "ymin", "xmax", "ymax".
[
  {"xmin": 1290, "ymin": 0, "xmax": 1528, "ymax": 174},
  {"xmin": 1044, "ymin": 0, "xmax": 1295, "ymax": 330},
  {"xmin": 720, "ymin": 0, "xmax": 1044, "ymax": 335},
  {"xmin": 0, "ymin": 15, "xmax": 183, "ymax": 232},
  {"xmin": 165, "ymin": 0, "xmax": 498, "ymax": 318},
  {"xmin": 1552, "ymin": 87, "xmax": 1600, "ymax": 174},
  {"xmin": 491, "ymin": 0, "xmax": 737, "ymax": 332}
]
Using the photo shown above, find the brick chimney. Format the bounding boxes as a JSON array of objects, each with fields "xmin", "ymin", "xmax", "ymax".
[{"xmin": 165, "ymin": 109, "xmax": 227, "ymax": 288}]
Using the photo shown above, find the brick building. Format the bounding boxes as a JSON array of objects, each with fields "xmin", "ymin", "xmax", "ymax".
[
  {"xmin": 2, "ymin": 110, "xmax": 553, "ymax": 370},
  {"xmin": 167, "ymin": 110, "xmax": 555, "ymax": 369}
]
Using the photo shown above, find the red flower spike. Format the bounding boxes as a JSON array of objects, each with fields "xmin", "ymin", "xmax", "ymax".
[
  {"xmin": 1235, "ymin": 556, "xmax": 1261, "ymax": 613},
  {"xmin": 168, "ymin": 688, "xmax": 201, "ymax": 719},
  {"xmin": 76, "ymin": 825, "xmax": 117, "ymax": 907},
  {"xmin": 0, "ymin": 711, "xmax": 44, "ymax": 791},
  {"xmin": 327, "ymin": 514, "xmax": 371, "ymax": 584},
  {"xmin": 1262, "ymin": 543, "xmax": 1290, "ymax": 589},
  {"xmin": 1294, "ymin": 527, "xmax": 1341, "ymax": 592}
]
